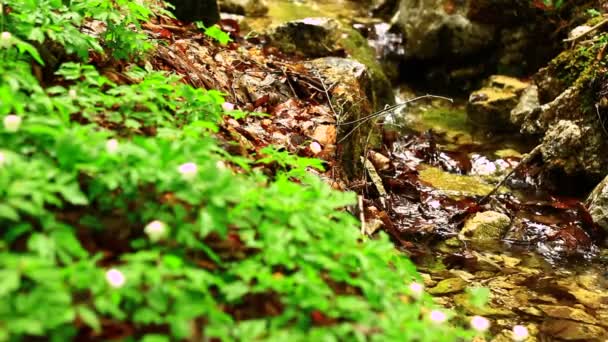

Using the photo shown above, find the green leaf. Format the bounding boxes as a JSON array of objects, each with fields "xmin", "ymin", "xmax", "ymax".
[
  {"xmin": 0, "ymin": 270, "xmax": 20, "ymax": 297},
  {"xmin": 77, "ymin": 305, "xmax": 101, "ymax": 332},
  {"xmin": 59, "ymin": 183, "xmax": 89, "ymax": 205},
  {"xmin": 198, "ymin": 24, "xmax": 232, "ymax": 45},
  {"xmin": 466, "ymin": 287, "xmax": 490, "ymax": 308},
  {"xmin": 0, "ymin": 204, "xmax": 20, "ymax": 221},
  {"xmin": 141, "ymin": 334, "xmax": 170, "ymax": 342}
]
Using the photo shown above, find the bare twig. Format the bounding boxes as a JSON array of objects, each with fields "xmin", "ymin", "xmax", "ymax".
[
  {"xmin": 312, "ymin": 69, "xmax": 339, "ymax": 118},
  {"xmin": 336, "ymin": 94, "xmax": 453, "ymax": 127},
  {"xmin": 336, "ymin": 95, "xmax": 453, "ymax": 144},
  {"xmin": 596, "ymin": 103, "xmax": 608, "ymax": 137},
  {"xmin": 477, "ymin": 144, "xmax": 543, "ymax": 206},
  {"xmin": 358, "ymin": 195, "xmax": 366, "ymax": 235}
]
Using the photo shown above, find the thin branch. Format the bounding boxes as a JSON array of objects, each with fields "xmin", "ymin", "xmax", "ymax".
[
  {"xmin": 477, "ymin": 144, "xmax": 543, "ymax": 206},
  {"xmin": 563, "ymin": 17, "xmax": 608, "ymax": 43},
  {"xmin": 596, "ymin": 103, "xmax": 608, "ymax": 137},
  {"xmin": 336, "ymin": 95, "xmax": 453, "ymax": 127},
  {"xmin": 312, "ymin": 69, "xmax": 339, "ymax": 119},
  {"xmin": 337, "ymin": 95, "xmax": 453, "ymax": 145}
]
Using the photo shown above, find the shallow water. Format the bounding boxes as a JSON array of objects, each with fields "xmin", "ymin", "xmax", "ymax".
[{"xmin": 253, "ymin": 0, "xmax": 608, "ymax": 338}]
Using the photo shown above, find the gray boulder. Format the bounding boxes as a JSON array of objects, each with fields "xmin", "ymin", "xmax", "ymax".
[
  {"xmin": 306, "ymin": 57, "xmax": 382, "ymax": 178},
  {"xmin": 166, "ymin": 0, "xmax": 220, "ymax": 25},
  {"xmin": 218, "ymin": 0, "xmax": 268, "ymax": 16},
  {"xmin": 267, "ymin": 18, "xmax": 341, "ymax": 58},
  {"xmin": 587, "ymin": 175, "xmax": 608, "ymax": 232},
  {"xmin": 397, "ymin": 0, "xmax": 494, "ymax": 60}
]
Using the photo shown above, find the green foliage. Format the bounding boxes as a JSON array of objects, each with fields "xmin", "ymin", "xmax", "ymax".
[
  {"xmin": 587, "ymin": 8, "xmax": 602, "ymax": 17},
  {"xmin": 0, "ymin": 0, "xmax": 480, "ymax": 341},
  {"xmin": 197, "ymin": 22, "xmax": 233, "ymax": 45},
  {"xmin": 542, "ymin": 0, "xmax": 564, "ymax": 9}
]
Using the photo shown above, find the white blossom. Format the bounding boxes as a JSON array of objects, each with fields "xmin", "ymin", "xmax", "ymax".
[
  {"xmin": 0, "ymin": 152, "xmax": 5, "ymax": 167},
  {"xmin": 0, "ymin": 31, "xmax": 11, "ymax": 41},
  {"xmin": 222, "ymin": 102, "xmax": 235, "ymax": 111},
  {"xmin": 512, "ymin": 325, "xmax": 529, "ymax": 341},
  {"xmin": 178, "ymin": 162, "xmax": 198, "ymax": 180},
  {"xmin": 428, "ymin": 310, "xmax": 447, "ymax": 324},
  {"xmin": 470, "ymin": 315, "xmax": 490, "ymax": 332},
  {"xmin": 106, "ymin": 139, "xmax": 119, "ymax": 154},
  {"xmin": 408, "ymin": 282, "xmax": 424, "ymax": 298},
  {"xmin": 3, "ymin": 115, "xmax": 22, "ymax": 132},
  {"xmin": 144, "ymin": 220, "xmax": 167, "ymax": 242},
  {"xmin": 310, "ymin": 141, "xmax": 322, "ymax": 154},
  {"xmin": 105, "ymin": 268, "xmax": 126, "ymax": 288},
  {"xmin": 68, "ymin": 89, "xmax": 77, "ymax": 99}
]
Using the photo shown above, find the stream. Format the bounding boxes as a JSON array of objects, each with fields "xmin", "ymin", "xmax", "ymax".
[{"xmin": 231, "ymin": 0, "xmax": 608, "ymax": 339}]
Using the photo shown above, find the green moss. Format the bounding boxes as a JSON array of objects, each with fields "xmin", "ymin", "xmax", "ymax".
[
  {"xmin": 421, "ymin": 108, "xmax": 471, "ymax": 133},
  {"xmin": 418, "ymin": 166, "xmax": 498, "ymax": 198}
]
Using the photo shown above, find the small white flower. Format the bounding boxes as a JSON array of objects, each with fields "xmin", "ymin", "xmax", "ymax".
[
  {"xmin": 428, "ymin": 310, "xmax": 447, "ymax": 324},
  {"xmin": 144, "ymin": 220, "xmax": 167, "ymax": 242},
  {"xmin": 408, "ymin": 282, "xmax": 424, "ymax": 298},
  {"xmin": 68, "ymin": 89, "xmax": 77, "ymax": 99},
  {"xmin": 3, "ymin": 115, "xmax": 22, "ymax": 132},
  {"xmin": 0, "ymin": 152, "xmax": 5, "ymax": 167},
  {"xmin": 216, "ymin": 160, "xmax": 226, "ymax": 169},
  {"xmin": 105, "ymin": 268, "xmax": 126, "ymax": 288},
  {"xmin": 1, "ymin": 31, "xmax": 11, "ymax": 41},
  {"xmin": 309, "ymin": 141, "xmax": 322, "ymax": 154},
  {"xmin": 178, "ymin": 162, "xmax": 198, "ymax": 180},
  {"xmin": 106, "ymin": 139, "xmax": 119, "ymax": 154},
  {"xmin": 470, "ymin": 315, "xmax": 490, "ymax": 332},
  {"xmin": 512, "ymin": 325, "xmax": 529, "ymax": 341},
  {"xmin": 222, "ymin": 102, "xmax": 235, "ymax": 111}
]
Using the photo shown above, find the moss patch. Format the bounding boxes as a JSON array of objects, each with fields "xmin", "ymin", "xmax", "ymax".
[{"xmin": 418, "ymin": 166, "xmax": 498, "ymax": 198}]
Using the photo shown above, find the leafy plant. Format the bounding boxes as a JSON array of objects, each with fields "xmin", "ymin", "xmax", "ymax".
[
  {"xmin": 197, "ymin": 22, "xmax": 233, "ymax": 45},
  {"xmin": 0, "ymin": 0, "xmax": 482, "ymax": 341}
]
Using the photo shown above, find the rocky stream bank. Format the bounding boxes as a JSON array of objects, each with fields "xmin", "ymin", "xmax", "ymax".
[{"xmin": 165, "ymin": 0, "xmax": 608, "ymax": 340}]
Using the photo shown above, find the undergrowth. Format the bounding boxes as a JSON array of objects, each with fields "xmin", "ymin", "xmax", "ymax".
[{"xmin": 0, "ymin": 0, "xmax": 479, "ymax": 340}]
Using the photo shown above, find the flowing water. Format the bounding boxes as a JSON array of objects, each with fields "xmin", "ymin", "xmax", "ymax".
[{"xmin": 234, "ymin": 1, "xmax": 608, "ymax": 338}]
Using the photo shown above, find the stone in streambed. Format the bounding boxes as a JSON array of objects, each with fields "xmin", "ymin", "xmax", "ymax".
[
  {"xmin": 467, "ymin": 75, "xmax": 528, "ymax": 130},
  {"xmin": 427, "ymin": 277, "xmax": 468, "ymax": 295},
  {"xmin": 458, "ymin": 211, "xmax": 511, "ymax": 245}
]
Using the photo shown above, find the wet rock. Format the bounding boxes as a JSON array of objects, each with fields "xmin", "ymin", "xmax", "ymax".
[
  {"xmin": 453, "ymin": 293, "xmax": 515, "ymax": 317},
  {"xmin": 540, "ymin": 319, "xmax": 607, "ymax": 340},
  {"xmin": 540, "ymin": 120, "xmax": 583, "ymax": 175},
  {"xmin": 427, "ymin": 277, "xmax": 467, "ymax": 295},
  {"xmin": 510, "ymin": 85, "xmax": 540, "ymax": 127},
  {"xmin": 267, "ymin": 18, "xmax": 341, "ymax": 58},
  {"xmin": 538, "ymin": 305, "xmax": 597, "ymax": 325},
  {"xmin": 467, "ymin": 75, "xmax": 528, "ymax": 130},
  {"xmin": 556, "ymin": 280, "xmax": 608, "ymax": 310},
  {"xmin": 306, "ymin": 57, "xmax": 382, "ymax": 178},
  {"xmin": 586, "ymin": 175, "xmax": 608, "ymax": 232},
  {"xmin": 266, "ymin": 18, "xmax": 393, "ymax": 110},
  {"xmin": 513, "ymin": 40, "xmax": 608, "ymax": 179},
  {"xmin": 458, "ymin": 211, "xmax": 511, "ymax": 245},
  {"xmin": 397, "ymin": 0, "xmax": 495, "ymax": 60},
  {"xmin": 418, "ymin": 166, "xmax": 497, "ymax": 198},
  {"xmin": 219, "ymin": 0, "xmax": 268, "ymax": 16},
  {"xmin": 166, "ymin": 0, "xmax": 220, "ymax": 25}
]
